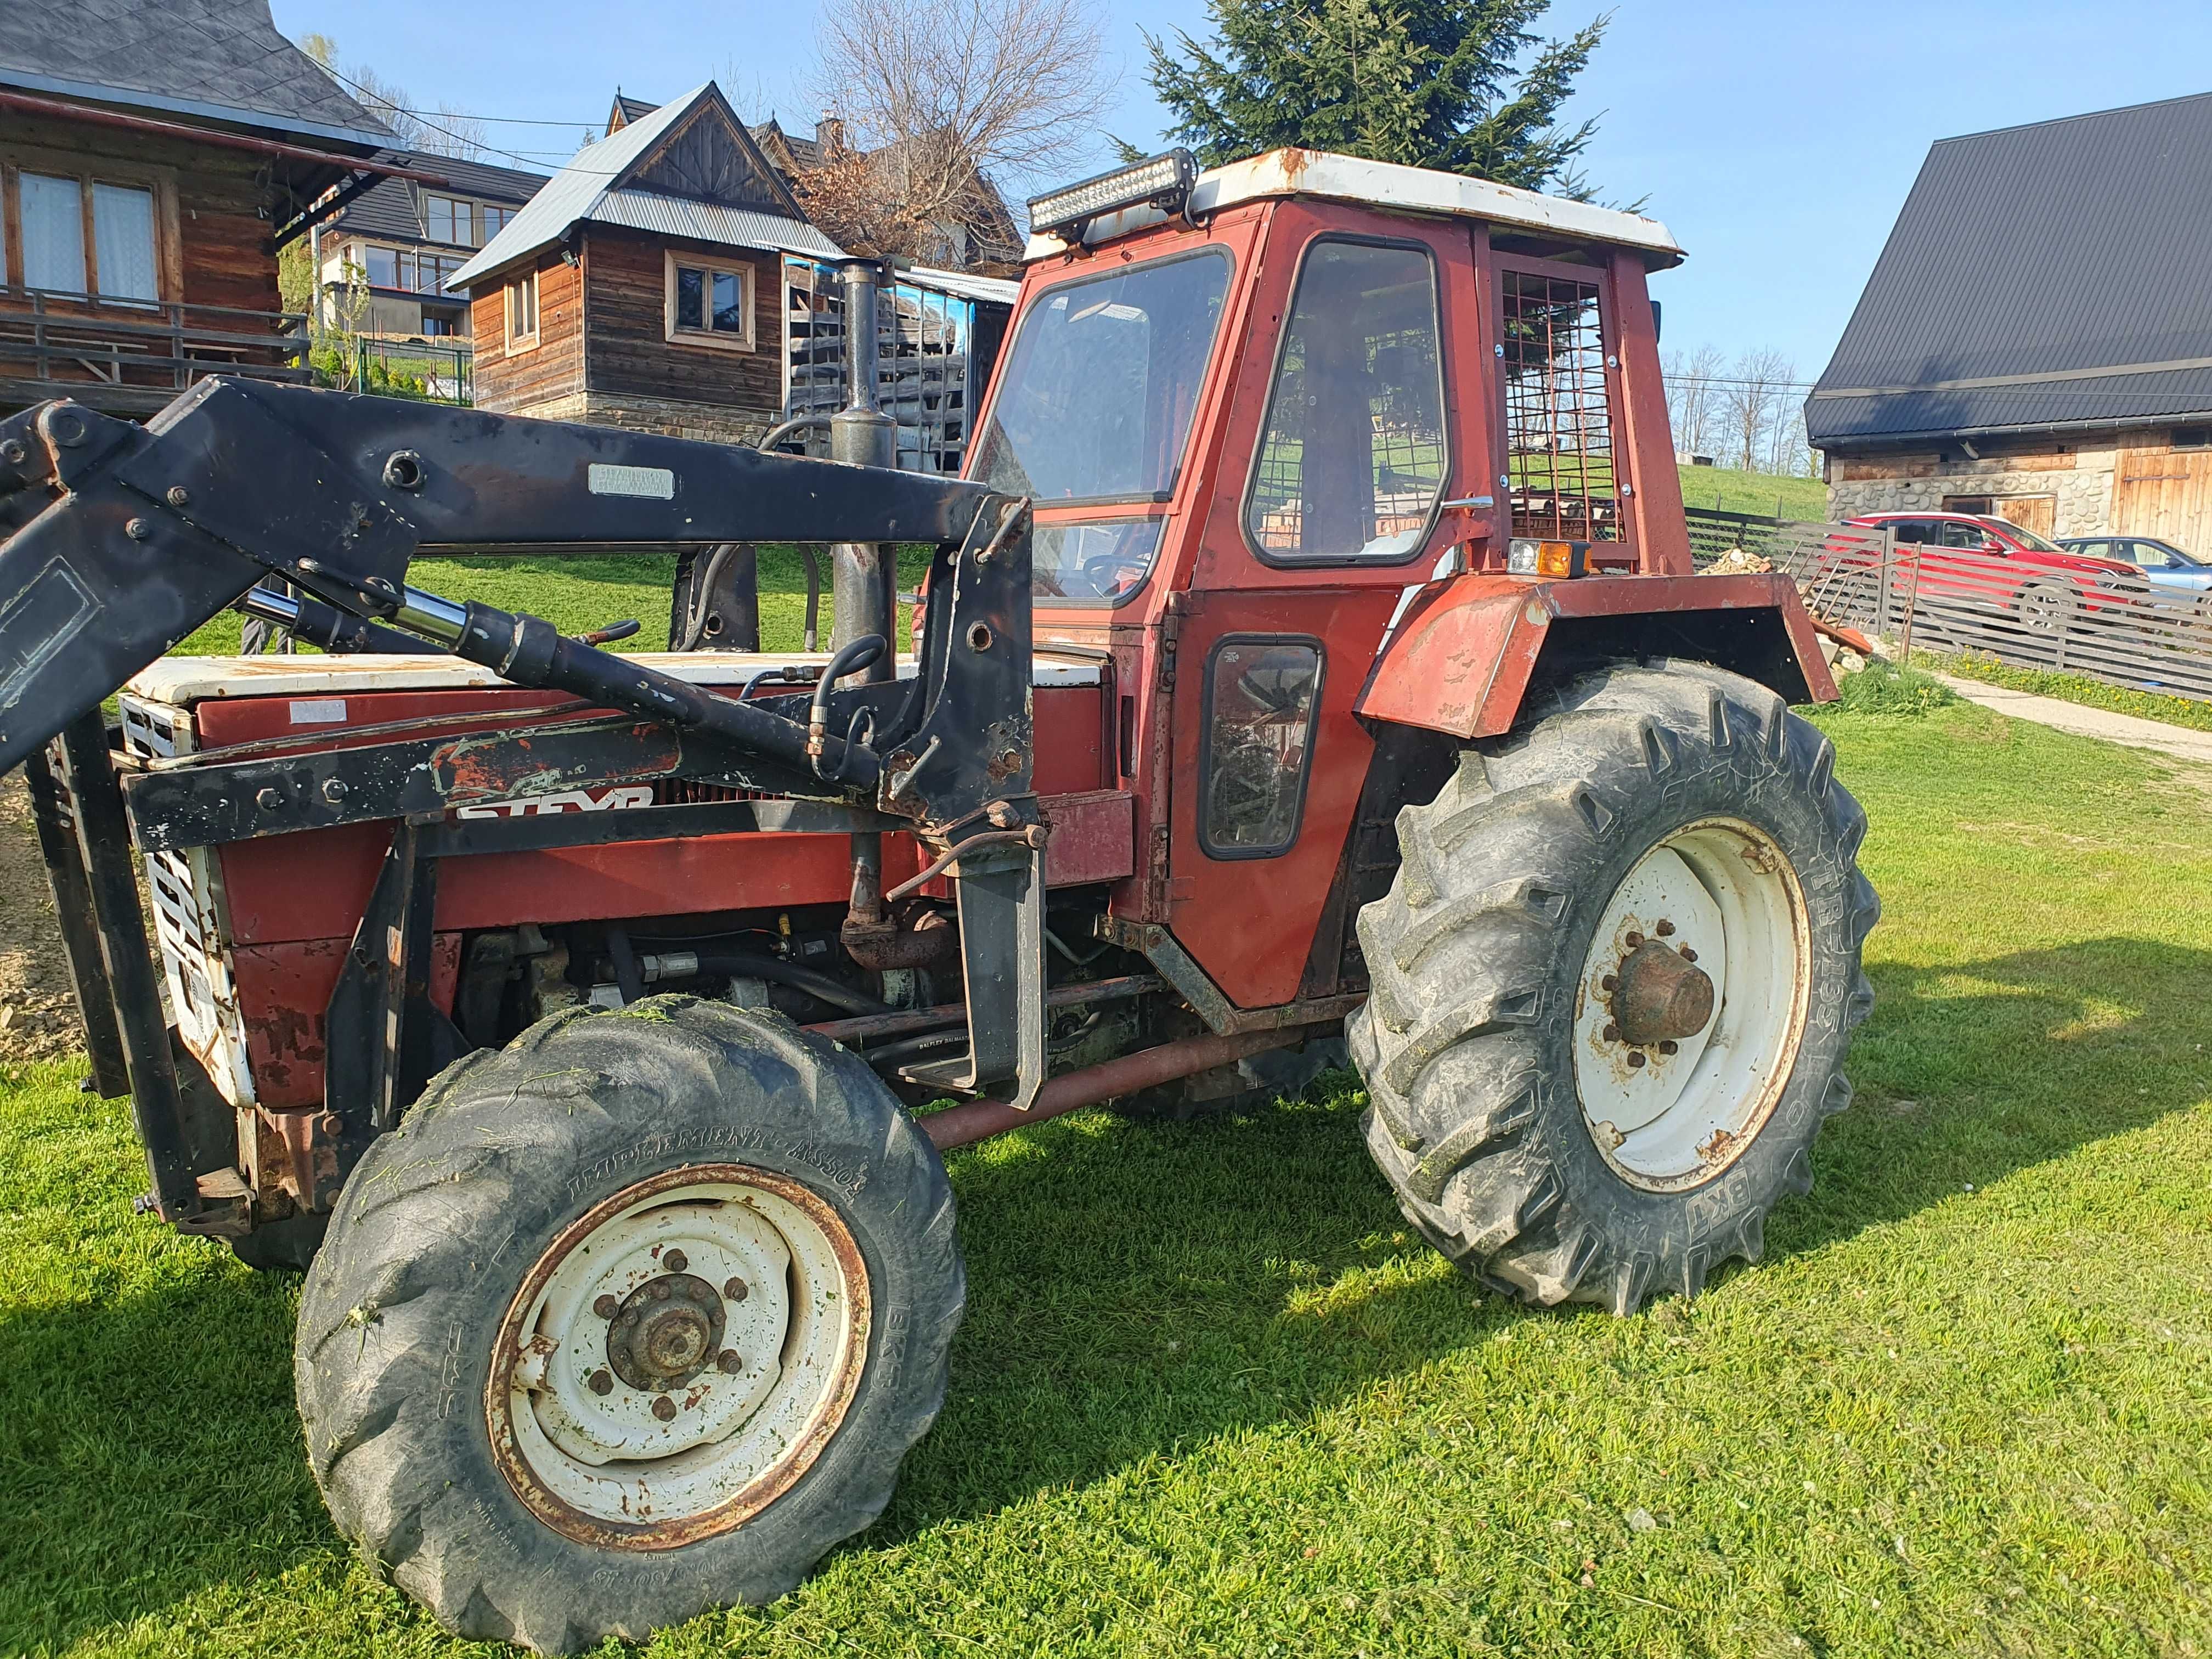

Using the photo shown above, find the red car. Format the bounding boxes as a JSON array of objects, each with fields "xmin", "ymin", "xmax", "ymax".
[{"xmin": 1825, "ymin": 511, "xmax": 2143, "ymax": 635}]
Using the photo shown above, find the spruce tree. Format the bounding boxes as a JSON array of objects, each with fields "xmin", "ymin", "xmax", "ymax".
[{"xmin": 1139, "ymin": 0, "xmax": 1611, "ymax": 198}]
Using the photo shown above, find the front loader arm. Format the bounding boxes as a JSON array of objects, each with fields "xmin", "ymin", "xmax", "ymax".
[{"xmin": 0, "ymin": 379, "xmax": 1033, "ymax": 825}]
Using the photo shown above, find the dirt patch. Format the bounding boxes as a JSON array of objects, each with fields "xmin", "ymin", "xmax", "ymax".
[{"xmin": 0, "ymin": 771, "xmax": 94, "ymax": 1064}]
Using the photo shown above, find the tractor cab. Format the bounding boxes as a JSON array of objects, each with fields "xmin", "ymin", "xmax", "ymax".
[{"xmin": 962, "ymin": 150, "xmax": 1804, "ymax": 1013}]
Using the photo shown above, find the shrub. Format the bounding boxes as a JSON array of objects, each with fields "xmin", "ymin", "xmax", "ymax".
[{"xmin": 1830, "ymin": 658, "xmax": 1959, "ymax": 718}]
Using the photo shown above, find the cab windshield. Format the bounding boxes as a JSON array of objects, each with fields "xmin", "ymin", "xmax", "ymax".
[{"xmin": 974, "ymin": 249, "xmax": 1232, "ymax": 509}]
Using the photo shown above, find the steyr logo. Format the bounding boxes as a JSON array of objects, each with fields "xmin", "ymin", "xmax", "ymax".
[{"xmin": 454, "ymin": 786, "xmax": 656, "ymax": 820}]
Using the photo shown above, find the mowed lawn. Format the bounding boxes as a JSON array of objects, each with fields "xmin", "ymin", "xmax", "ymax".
[{"xmin": 3, "ymin": 641, "xmax": 2210, "ymax": 1652}]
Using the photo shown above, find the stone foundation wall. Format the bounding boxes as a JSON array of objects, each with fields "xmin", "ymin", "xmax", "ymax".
[
  {"xmin": 506, "ymin": 391, "xmax": 773, "ymax": 449},
  {"xmin": 1827, "ymin": 453, "xmax": 2117, "ymax": 535}
]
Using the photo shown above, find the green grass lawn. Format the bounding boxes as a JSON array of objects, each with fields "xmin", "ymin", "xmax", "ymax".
[
  {"xmin": 3, "ymin": 692, "xmax": 2209, "ymax": 1656},
  {"xmin": 1678, "ymin": 464, "xmax": 1829, "ymax": 523}
]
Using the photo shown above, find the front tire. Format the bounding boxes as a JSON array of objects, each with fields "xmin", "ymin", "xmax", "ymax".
[
  {"xmin": 1349, "ymin": 661, "xmax": 1876, "ymax": 1314},
  {"xmin": 295, "ymin": 997, "xmax": 962, "ymax": 1653}
]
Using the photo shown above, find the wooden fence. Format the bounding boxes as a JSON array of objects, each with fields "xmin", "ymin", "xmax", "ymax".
[{"xmin": 1683, "ymin": 507, "xmax": 2212, "ymax": 703}]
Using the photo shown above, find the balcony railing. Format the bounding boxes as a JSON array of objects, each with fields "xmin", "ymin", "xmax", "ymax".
[{"xmin": 0, "ymin": 285, "xmax": 309, "ymax": 414}]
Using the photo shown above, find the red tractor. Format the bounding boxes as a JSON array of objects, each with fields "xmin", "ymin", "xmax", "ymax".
[{"xmin": 1, "ymin": 148, "xmax": 1874, "ymax": 1651}]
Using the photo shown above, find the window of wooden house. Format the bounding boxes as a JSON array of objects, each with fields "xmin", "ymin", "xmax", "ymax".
[
  {"xmin": 425, "ymin": 194, "xmax": 474, "ymax": 246},
  {"xmin": 665, "ymin": 252, "xmax": 753, "ymax": 351},
  {"xmin": 506, "ymin": 268, "xmax": 539, "ymax": 347},
  {"xmin": 1502, "ymin": 267, "xmax": 1623, "ymax": 543},
  {"xmin": 3, "ymin": 169, "xmax": 161, "ymax": 302},
  {"xmin": 19, "ymin": 173, "xmax": 87, "ymax": 293}
]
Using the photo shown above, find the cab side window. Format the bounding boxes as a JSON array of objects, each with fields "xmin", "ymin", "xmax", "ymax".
[
  {"xmin": 1201, "ymin": 638, "xmax": 1324, "ymax": 858},
  {"xmin": 1245, "ymin": 240, "xmax": 1447, "ymax": 564}
]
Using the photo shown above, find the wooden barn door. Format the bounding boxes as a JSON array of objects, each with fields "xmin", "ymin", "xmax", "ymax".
[{"xmin": 2115, "ymin": 449, "xmax": 2212, "ymax": 547}]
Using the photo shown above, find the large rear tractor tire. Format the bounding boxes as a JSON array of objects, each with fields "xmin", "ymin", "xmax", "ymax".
[
  {"xmin": 1350, "ymin": 661, "xmax": 1877, "ymax": 1314},
  {"xmin": 295, "ymin": 996, "xmax": 962, "ymax": 1654}
]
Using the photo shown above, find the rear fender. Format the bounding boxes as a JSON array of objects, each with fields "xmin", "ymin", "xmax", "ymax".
[{"xmin": 1355, "ymin": 572, "xmax": 1835, "ymax": 740}]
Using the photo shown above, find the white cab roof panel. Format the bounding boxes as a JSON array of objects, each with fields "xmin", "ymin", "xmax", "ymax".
[{"xmin": 1024, "ymin": 148, "xmax": 1682, "ymax": 267}]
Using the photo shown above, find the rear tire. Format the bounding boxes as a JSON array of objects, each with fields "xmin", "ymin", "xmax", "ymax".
[
  {"xmin": 295, "ymin": 996, "xmax": 962, "ymax": 1654},
  {"xmin": 1349, "ymin": 661, "xmax": 1876, "ymax": 1314}
]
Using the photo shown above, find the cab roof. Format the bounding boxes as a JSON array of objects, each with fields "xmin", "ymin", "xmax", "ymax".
[{"xmin": 1022, "ymin": 148, "xmax": 1683, "ymax": 269}]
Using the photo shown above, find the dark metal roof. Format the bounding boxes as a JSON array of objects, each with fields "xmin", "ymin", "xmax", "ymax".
[
  {"xmin": 608, "ymin": 93, "xmax": 658, "ymax": 132},
  {"xmin": 329, "ymin": 151, "xmax": 550, "ymax": 245},
  {"xmin": 1807, "ymin": 91, "xmax": 2212, "ymax": 449},
  {"xmin": 0, "ymin": 0, "xmax": 391, "ymax": 150}
]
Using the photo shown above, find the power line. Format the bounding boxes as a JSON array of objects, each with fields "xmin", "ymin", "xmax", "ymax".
[
  {"xmin": 382, "ymin": 107, "xmax": 603, "ymax": 128},
  {"xmin": 319, "ymin": 60, "xmax": 588, "ymax": 174}
]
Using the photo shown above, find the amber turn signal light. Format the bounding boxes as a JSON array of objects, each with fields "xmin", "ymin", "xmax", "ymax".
[{"xmin": 1506, "ymin": 538, "xmax": 1589, "ymax": 578}]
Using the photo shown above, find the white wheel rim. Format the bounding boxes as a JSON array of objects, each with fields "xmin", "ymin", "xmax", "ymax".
[
  {"xmin": 487, "ymin": 1164, "xmax": 869, "ymax": 1549},
  {"xmin": 1572, "ymin": 817, "xmax": 1810, "ymax": 1192}
]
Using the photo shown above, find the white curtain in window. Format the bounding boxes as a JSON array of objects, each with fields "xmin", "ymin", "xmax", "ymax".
[
  {"xmin": 93, "ymin": 184, "xmax": 158, "ymax": 301},
  {"xmin": 20, "ymin": 174, "xmax": 87, "ymax": 294}
]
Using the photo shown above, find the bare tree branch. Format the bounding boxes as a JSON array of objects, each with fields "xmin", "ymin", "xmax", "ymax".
[{"xmin": 810, "ymin": 0, "xmax": 1117, "ymax": 256}]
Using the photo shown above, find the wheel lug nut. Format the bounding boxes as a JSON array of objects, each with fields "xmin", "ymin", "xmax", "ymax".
[
  {"xmin": 1624, "ymin": 930, "xmax": 1644, "ymax": 948},
  {"xmin": 1655, "ymin": 919, "xmax": 1674, "ymax": 936},
  {"xmin": 593, "ymin": 1294, "xmax": 619, "ymax": 1319},
  {"xmin": 724, "ymin": 1277, "xmax": 748, "ymax": 1301},
  {"xmin": 1602, "ymin": 1023, "xmax": 1619, "ymax": 1041},
  {"xmin": 1627, "ymin": 1051, "xmax": 1646, "ymax": 1068},
  {"xmin": 622, "ymin": 1310, "xmax": 638, "ymax": 1327},
  {"xmin": 588, "ymin": 1369, "xmax": 613, "ymax": 1395},
  {"xmin": 1679, "ymin": 947, "xmax": 1698, "ymax": 963},
  {"xmin": 651, "ymin": 1280, "xmax": 672, "ymax": 1300},
  {"xmin": 1659, "ymin": 1040, "xmax": 1678, "ymax": 1055},
  {"xmin": 718, "ymin": 1349, "xmax": 743, "ymax": 1374},
  {"xmin": 652, "ymin": 1395, "xmax": 677, "ymax": 1421},
  {"xmin": 663, "ymin": 1249, "xmax": 687, "ymax": 1273},
  {"xmin": 1600, "ymin": 974, "xmax": 1617, "ymax": 992}
]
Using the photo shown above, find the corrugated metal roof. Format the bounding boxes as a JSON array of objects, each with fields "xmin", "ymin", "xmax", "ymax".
[
  {"xmin": 900, "ymin": 263, "xmax": 1018, "ymax": 306},
  {"xmin": 448, "ymin": 84, "xmax": 834, "ymax": 290},
  {"xmin": 589, "ymin": 190, "xmax": 840, "ymax": 257},
  {"xmin": 0, "ymin": 0, "xmax": 391, "ymax": 149},
  {"xmin": 1808, "ymin": 92, "xmax": 2212, "ymax": 448}
]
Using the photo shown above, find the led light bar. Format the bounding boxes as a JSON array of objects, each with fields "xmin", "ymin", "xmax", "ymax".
[
  {"xmin": 1506, "ymin": 538, "xmax": 1589, "ymax": 578},
  {"xmin": 1026, "ymin": 150, "xmax": 1198, "ymax": 241}
]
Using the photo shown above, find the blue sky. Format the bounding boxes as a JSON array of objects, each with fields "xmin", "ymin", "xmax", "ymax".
[{"xmin": 273, "ymin": 0, "xmax": 2212, "ymax": 385}]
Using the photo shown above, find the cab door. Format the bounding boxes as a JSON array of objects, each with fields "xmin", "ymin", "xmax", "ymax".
[{"xmin": 1160, "ymin": 210, "xmax": 1492, "ymax": 1011}]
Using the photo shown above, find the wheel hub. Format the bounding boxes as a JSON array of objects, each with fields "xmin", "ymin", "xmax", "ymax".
[
  {"xmin": 1611, "ymin": 939, "xmax": 1714, "ymax": 1045},
  {"xmin": 486, "ymin": 1166, "xmax": 870, "ymax": 1548},
  {"xmin": 1573, "ymin": 819, "xmax": 1810, "ymax": 1191},
  {"xmin": 606, "ymin": 1272, "xmax": 726, "ymax": 1393}
]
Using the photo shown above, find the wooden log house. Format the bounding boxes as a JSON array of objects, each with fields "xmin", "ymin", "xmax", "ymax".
[
  {"xmin": 0, "ymin": 0, "xmax": 399, "ymax": 417},
  {"xmin": 453, "ymin": 84, "xmax": 844, "ymax": 447}
]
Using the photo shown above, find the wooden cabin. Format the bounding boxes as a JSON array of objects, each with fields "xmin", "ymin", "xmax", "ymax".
[
  {"xmin": 452, "ymin": 83, "xmax": 843, "ymax": 447},
  {"xmin": 0, "ymin": 0, "xmax": 394, "ymax": 416}
]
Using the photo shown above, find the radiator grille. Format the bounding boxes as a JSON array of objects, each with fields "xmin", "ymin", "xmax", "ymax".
[{"xmin": 118, "ymin": 696, "xmax": 257, "ymax": 1107}]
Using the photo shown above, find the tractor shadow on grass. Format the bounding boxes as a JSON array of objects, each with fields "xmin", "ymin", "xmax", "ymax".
[
  {"xmin": 2, "ymin": 936, "xmax": 2200, "ymax": 1644},
  {"xmin": 879, "ymin": 934, "xmax": 2210, "ymax": 1540},
  {"xmin": 0, "ymin": 1243, "xmax": 343, "ymax": 1652}
]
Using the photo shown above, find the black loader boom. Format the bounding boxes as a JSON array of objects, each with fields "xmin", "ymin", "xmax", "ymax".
[{"xmin": 0, "ymin": 378, "xmax": 1051, "ymax": 1232}]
